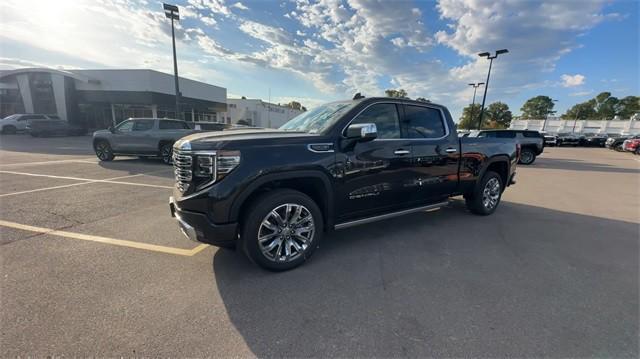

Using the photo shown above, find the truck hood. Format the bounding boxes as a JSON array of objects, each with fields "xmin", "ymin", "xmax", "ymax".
[{"xmin": 175, "ymin": 128, "xmax": 317, "ymax": 150}]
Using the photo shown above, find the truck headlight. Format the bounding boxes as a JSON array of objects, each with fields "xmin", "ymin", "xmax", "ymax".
[
  {"xmin": 215, "ymin": 150, "xmax": 241, "ymax": 180},
  {"xmin": 193, "ymin": 150, "xmax": 241, "ymax": 188}
]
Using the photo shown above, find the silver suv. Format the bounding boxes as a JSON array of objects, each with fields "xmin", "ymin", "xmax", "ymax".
[
  {"xmin": 92, "ymin": 118, "xmax": 198, "ymax": 164},
  {"xmin": 1, "ymin": 114, "xmax": 60, "ymax": 134}
]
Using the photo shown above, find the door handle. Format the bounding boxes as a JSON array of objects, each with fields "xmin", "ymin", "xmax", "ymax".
[
  {"xmin": 444, "ymin": 148, "xmax": 457, "ymax": 153},
  {"xmin": 394, "ymin": 149, "xmax": 410, "ymax": 155}
]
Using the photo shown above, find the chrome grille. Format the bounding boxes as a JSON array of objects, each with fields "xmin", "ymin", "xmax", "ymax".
[{"xmin": 173, "ymin": 150, "xmax": 193, "ymax": 193}]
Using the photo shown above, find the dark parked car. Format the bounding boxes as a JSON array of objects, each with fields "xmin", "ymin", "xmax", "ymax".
[
  {"xmin": 581, "ymin": 134, "xmax": 607, "ymax": 147},
  {"xmin": 470, "ymin": 129, "xmax": 543, "ymax": 165},
  {"xmin": 556, "ymin": 132, "xmax": 582, "ymax": 146},
  {"xmin": 541, "ymin": 132, "xmax": 557, "ymax": 147},
  {"xmin": 26, "ymin": 117, "xmax": 86, "ymax": 137},
  {"xmin": 169, "ymin": 97, "xmax": 518, "ymax": 271}
]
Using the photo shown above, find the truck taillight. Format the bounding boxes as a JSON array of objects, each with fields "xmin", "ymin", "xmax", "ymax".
[{"xmin": 516, "ymin": 143, "xmax": 521, "ymax": 160}]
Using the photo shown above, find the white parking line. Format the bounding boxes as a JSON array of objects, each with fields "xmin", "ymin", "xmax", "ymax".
[
  {"xmin": 0, "ymin": 170, "xmax": 173, "ymax": 189},
  {"xmin": 0, "ymin": 158, "xmax": 97, "ymax": 167},
  {"xmin": 0, "ymin": 171, "xmax": 173, "ymax": 197},
  {"xmin": 0, "ymin": 219, "xmax": 209, "ymax": 256}
]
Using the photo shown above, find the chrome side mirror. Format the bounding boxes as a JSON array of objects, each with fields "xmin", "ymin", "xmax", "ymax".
[{"xmin": 346, "ymin": 123, "xmax": 377, "ymax": 141}]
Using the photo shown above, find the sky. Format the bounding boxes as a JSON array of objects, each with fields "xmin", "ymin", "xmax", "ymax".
[{"xmin": 1, "ymin": 0, "xmax": 638, "ymax": 120}]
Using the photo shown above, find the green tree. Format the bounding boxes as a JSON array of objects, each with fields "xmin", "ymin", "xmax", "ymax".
[
  {"xmin": 618, "ymin": 96, "xmax": 640, "ymax": 118},
  {"xmin": 457, "ymin": 104, "xmax": 482, "ymax": 129},
  {"xmin": 385, "ymin": 89, "xmax": 408, "ymax": 98},
  {"xmin": 520, "ymin": 95, "xmax": 556, "ymax": 119},
  {"xmin": 286, "ymin": 101, "xmax": 303, "ymax": 110},
  {"xmin": 561, "ymin": 101, "xmax": 596, "ymax": 120},
  {"xmin": 592, "ymin": 92, "xmax": 620, "ymax": 120},
  {"xmin": 485, "ymin": 102, "xmax": 513, "ymax": 129}
]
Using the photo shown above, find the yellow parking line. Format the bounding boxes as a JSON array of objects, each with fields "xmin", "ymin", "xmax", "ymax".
[{"xmin": 0, "ymin": 219, "xmax": 209, "ymax": 257}]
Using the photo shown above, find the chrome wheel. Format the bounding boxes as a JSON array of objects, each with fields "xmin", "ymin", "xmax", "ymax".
[
  {"xmin": 482, "ymin": 178, "xmax": 501, "ymax": 210},
  {"xmin": 161, "ymin": 145, "xmax": 173, "ymax": 164},
  {"xmin": 520, "ymin": 150, "xmax": 534, "ymax": 164},
  {"xmin": 258, "ymin": 203, "xmax": 315, "ymax": 263}
]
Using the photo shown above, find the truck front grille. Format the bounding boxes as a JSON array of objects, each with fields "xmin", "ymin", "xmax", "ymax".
[{"xmin": 173, "ymin": 150, "xmax": 193, "ymax": 193}]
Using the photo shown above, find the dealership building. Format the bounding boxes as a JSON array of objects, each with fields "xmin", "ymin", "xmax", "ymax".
[
  {"xmin": 0, "ymin": 68, "xmax": 227, "ymax": 129},
  {"xmin": 222, "ymin": 98, "xmax": 304, "ymax": 128}
]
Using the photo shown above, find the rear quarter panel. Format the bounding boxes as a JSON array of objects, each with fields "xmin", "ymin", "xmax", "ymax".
[{"xmin": 458, "ymin": 137, "xmax": 517, "ymax": 194}]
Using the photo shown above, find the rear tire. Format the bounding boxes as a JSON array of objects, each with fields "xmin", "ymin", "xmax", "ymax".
[
  {"xmin": 614, "ymin": 144, "xmax": 624, "ymax": 152},
  {"xmin": 240, "ymin": 189, "xmax": 323, "ymax": 271},
  {"xmin": 518, "ymin": 148, "xmax": 536, "ymax": 165},
  {"xmin": 465, "ymin": 171, "xmax": 503, "ymax": 216},
  {"xmin": 94, "ymin": 140, "xmax": 115, "ymax": 161}
]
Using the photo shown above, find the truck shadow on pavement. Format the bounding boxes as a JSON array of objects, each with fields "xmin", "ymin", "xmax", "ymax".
[
  {"xmin": 211, "ymin": 200, "xmax": 638, "ymax": 358},
  {"xmin": 534, "ymin": 157, "xmax": 640, "ymax": 174}
]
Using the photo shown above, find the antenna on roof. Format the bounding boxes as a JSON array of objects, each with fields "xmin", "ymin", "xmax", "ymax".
[{"xmin": 353, "ymin": 92, "xmax": 364, "ymax": 100}]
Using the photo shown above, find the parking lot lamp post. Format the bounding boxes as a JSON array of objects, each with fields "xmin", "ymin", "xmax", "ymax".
[
  {"xmin": 163, "ymin": 3, "xmax": 181, "ymax": 120},
  {"xmin": 468, "ymin": 82, "xmax": 484, "ymax": 123},
  {"xmin": 476, "ymin": 49, "xmax": 509, "ymax": 129},
  {"xmin": 542, "ymin": 99, "xmax": 558, "ymax": 132},
  {"xmin": 572, "ymin": 108, "xmax": 581, "ymax": 133}
]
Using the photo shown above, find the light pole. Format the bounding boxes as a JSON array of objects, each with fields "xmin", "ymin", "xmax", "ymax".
[
  {"xmin": 163, "ymin": 3, "xmax": 181, "ymax": 120},
  {"xmin": 542, "ymin": 99, "xmax": 558, "ymax": 132},
  {"xmin": 476, "ymin": 49, "xmax": 509, "ymax": 129},
  {"xmin": 468, "ymin": 82, "xmax": 484, "ymax": 125}
]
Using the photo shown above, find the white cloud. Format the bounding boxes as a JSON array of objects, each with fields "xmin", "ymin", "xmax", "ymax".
[
  {"xmin": 570, "ymin": 90, "xmax": 593, "ymax": 97},
  {"xmin": 232, "ymin": 2, "xmax": 249, "ymax": 11},
  {"xmin": 561, "ymin": 74, "xmax": 586, "ymax": 87}
]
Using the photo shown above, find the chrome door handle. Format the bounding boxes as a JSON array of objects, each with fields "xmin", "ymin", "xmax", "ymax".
[
  {"xmin": 394, "ymin": 149, "xmax": 410, "ymax": 155},
  {"xmin": 444, "ymin": 148, "xmax": 458, "ymax": 153}
]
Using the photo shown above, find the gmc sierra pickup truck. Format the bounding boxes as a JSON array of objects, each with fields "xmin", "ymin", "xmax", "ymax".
[{"xmin": 169, "ymin": 97, "xmax": 518, "ymax": 271}]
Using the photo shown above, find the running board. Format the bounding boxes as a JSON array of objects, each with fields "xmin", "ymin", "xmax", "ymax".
[{"xmin": 334, "ymin": 201, "xmax": 449, "ymax": 230}]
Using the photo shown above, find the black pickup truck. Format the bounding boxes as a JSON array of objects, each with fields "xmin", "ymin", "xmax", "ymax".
[{"xmin": 169, "ymin": 97, "xmax": 518, "ymax": 270}]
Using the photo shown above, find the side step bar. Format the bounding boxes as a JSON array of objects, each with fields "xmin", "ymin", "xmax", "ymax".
[{"xmin": 334, "ymin": 201, "xmax": 449, "ymax": 230}]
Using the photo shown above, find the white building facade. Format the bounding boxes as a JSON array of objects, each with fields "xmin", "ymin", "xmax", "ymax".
[
  {"xmin": 509, "ymin": 115, "xmax": 640, "ymax": 135},
  {"xmin": 221, "ymin": 98, "xmax": 304, "ymax": 128},
  {"xmin": 0, "ymin": 68, "xmax": 227, "ymax": 129}
]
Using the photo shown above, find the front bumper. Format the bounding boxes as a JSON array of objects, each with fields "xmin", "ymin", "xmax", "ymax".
[{"xmin": 169, "ymin": 196, "xmax": 238, "ymax": 248}]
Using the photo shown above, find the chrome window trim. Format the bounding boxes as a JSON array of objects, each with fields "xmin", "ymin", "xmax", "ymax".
[{"xmin": 340, "ymin": 101, "xmax": 450, "ymax": 141}]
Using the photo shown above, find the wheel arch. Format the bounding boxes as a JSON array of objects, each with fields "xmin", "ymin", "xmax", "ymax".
[
  {"xmin": 478, "ymin": 155, "xmax": 510, "ymax": 191},
  {"xmin": 230, "ymin": 170, "xmax": 334, "ymax": 231}
]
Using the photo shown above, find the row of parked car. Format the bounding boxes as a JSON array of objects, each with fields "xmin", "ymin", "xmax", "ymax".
[
  {"xmin": 606, "ymin": 135, "xmax": 640, "ymax": 154},
  {"xmin": 0, "ymin": 114, "xmax": 86, "ymax": 137}
]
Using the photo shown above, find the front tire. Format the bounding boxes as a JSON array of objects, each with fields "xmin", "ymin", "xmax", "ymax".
[
  {"xmin": 241, "ymin": 189, "xmax": 323, "ymax": 271},
  {"xmin": 94, "ymin": 140, "xmax": 115, "ymax": 161},
  {"xmin": 518, "ymin": 148, "xmax": 536, "ymax": 165},
  {"xmin": 2, "ymin": 125, "xmax": 16, "ymax": 134},
  {"xmin": 465, "ymin": 171, "xmax": 503, "ymax": 216},
  {"xmin": 160, "ymin": 143, "xmax": 173, "ymax": 165}
]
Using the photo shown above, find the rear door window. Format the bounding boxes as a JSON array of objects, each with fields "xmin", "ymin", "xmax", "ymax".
[
  {"xmin": 495, "ymin": 131, "xmax": 516, "ymax": 138},
  {"xmin": 522, "ymin": 131, "xmax": 541, "ymax": 138},
  {"xmin": 159, "ymin": 120, "xmax": 189, "ymax": 130},
  {"xmin": 403, "ymin": 105, "xmax": 446, "ymax": 139},
  {"xmin": 132, "ymin": 120, "xmax": 154, "ymax": 131}
]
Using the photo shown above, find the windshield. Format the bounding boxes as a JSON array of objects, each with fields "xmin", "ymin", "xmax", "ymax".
[
  {"xmin": 279, "ymin": 101, "xmax": 355, "ymax": 133},
  {"xmin": 2, "ymin": 114, "xmax": 21, "ymax": 121}
]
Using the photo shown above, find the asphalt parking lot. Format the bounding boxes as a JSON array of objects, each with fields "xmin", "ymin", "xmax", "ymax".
[{"xmin": 1, "ymin": 135, "xmax": 638, "ymax": 357}]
